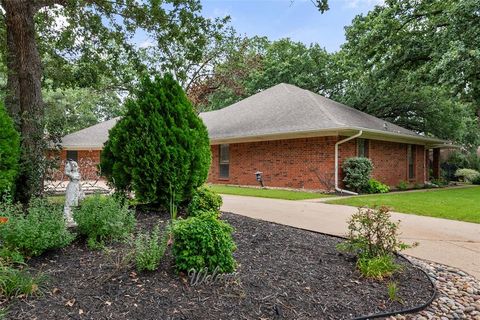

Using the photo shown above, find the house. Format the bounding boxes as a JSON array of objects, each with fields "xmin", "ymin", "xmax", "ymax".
[{"xmin": 57, "ymin": 83, "xmax": 453, "ymax": 191}]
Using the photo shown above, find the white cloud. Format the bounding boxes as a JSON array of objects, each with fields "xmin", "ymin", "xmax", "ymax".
[
  {"xmin": 139, "ymin": 39, "xmax": 155, "ymax": 49},
  {"xmin": 340, "ymin": 0, "xmax": 384, "ymax": 9}
]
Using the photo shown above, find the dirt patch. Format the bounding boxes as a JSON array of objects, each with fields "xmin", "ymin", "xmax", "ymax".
[{"xmin": 4, "ymin": 211, "xmax": 434, "ymax": 319}]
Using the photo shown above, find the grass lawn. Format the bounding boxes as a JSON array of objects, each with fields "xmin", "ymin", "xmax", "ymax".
[
  {"xmin": 209, "ymin": 184, "xmax": 332, "ymax": 200},
  {"xmin": 326, "ymin": 186, "xmax": 480, "ymax": 223}
]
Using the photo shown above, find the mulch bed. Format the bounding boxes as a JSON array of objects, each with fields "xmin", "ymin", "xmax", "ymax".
[{"xmin": 4, "ymin": 211, "xmax": 434, "ymax": 320}]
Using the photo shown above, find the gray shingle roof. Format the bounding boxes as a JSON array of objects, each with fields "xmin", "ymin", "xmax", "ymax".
[
  {"xmin": 199, "ymin": 83, "xmax": 436, "ymax": 142},
  {"xmin": 60, "ymin": 117, "xmax": 121, "ymax": 149}
]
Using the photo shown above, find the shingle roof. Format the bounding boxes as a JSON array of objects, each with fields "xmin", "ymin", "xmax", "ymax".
[
  {"xmin": 60, "ymin": 117, "xmax": 121, "ymax": 149},
  {"xmin": 60, "ymin": 83, "xmax": 450, "ymax": 149},
  {"xmin": 199, "ymin": 83, "xmax": 440, "ymax": 143}
]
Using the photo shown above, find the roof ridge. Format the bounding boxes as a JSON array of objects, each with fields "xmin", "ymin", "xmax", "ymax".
[{"xmin": 304, "ymin": 90, "xmax": 343, "ymax": 127}]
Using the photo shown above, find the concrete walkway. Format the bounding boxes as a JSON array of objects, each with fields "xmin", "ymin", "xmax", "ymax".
[{"xmin": 221, "ymin": 194, "xmax": 480, "ymax": 279}]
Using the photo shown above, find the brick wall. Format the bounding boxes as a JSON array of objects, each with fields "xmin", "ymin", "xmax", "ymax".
[
  {"xmin": 48, "ymin": 149, "xmax": 102, "ymax": 181},
  {"xmin": 208, "ymin": 136, "xmax": 426, "ymax": 190}
]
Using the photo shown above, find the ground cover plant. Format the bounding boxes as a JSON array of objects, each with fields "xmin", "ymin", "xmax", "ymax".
[
  {"xmin": 209, "ymin": 184, "xmax": 332, "ymax": 200},
  {"xmin": 326, "ymin": 186, "xmax": 480, "ymax": 223},
  {"xmin": 2, "ymin": 211, "xmax": 434, "ymax": 320}
]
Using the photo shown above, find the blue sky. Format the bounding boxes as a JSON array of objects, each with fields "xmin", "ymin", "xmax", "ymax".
[{"xmin": 200, "ymin": 0, "xmax": 382, "ymax": 52}]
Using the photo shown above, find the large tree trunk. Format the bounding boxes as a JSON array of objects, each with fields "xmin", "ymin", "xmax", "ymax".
[{"xmin": 3, "ymin": 0, "xmax": 44, "ymax": 204}]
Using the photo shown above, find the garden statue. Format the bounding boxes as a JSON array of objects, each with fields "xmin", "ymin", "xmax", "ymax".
[{"xmin": 64, "ymin": 159, "xmax": 84, "ymax": 227}]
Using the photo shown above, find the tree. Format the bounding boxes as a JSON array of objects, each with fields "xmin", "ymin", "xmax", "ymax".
[
  {"xmin": 0, "ymin": 101, "xmax": 19, "ymax": 194},
  {"xmin": 0, "ymin": 0, "xmax": 225, "ymax": 204},
  {"xmin": 100, "ymin": 74, "xmax": 211, "ymax": 207}
]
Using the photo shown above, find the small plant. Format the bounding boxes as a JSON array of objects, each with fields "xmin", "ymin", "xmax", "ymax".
[
  {"xmin": 472, "ymin": 174, "xmax": 480, "ymax": 185},
  {"xmin": 0, "ymin": 265, "xmax": 45, "ymax": 298},
  {"xmin": 357, "ymin": 255, "xmax": 400, "ymax": 279},
  {"xmin": 342, "ymin": 157, "xmax": 373, "ymax": 193},
  {"xmin": 187, "ymin": 185, "xmax": 222, "ymax": 217},
  {"xmin": 454, "ymin": 168, "xmax": 480, "ymax": 183},
  {"xmin": 172, "ymin": 215, "xmax": 236, "ymax": 274},
  {"xmin": 0, "ymin": 198, "xmax": 74, "ymax": 258},
  {"xmin": 135, "ymin": 226, "xmax": 167, "ymax": 272},
  {"xmin": 396, "ymin": 180, "xmax": 408, "ymax": 191},
  {"xmin": 387, "ymin": 281, "xmax": 402, "ymax": 302},
  {"xmin": 74, "ymin": 194, "xmax": 136, "ymax": 249},
  {"xmin": 366, "ymin": 179, "xmax": 390, "ymax": 194}
]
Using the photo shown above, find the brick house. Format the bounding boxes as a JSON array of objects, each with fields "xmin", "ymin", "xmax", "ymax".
[{"xmin": 57, "ymin": 83, "xmax": 452, "ymax": 192}]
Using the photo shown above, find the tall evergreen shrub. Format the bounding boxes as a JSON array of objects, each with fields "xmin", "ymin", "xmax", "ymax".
[
  {"xmin": 100, "ymin": 75, "xmax": 211, "ymax": 207},
  {"xmin": 0, "ymin": 102, "xmax": 20, "ymax": 194}
]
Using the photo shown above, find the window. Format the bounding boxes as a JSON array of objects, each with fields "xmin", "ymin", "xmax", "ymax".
[
  {"xmin": 219, "ymin": 144, "xmax": 229, "ymax": 179},
  {"xmin": 407, "ymin": 145, "xmax": 416, "ymax": 180},
  {"xmin": 357, "ymin": 139, "xmax": 369, "ymax": 158},
  {"xmin": 66, "ymin": 150, "xmax": 78, "ymax": 162}
]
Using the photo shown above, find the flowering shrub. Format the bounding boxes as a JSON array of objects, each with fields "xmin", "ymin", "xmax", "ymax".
[{"xmin": 454, "ymin": 168, "xmax": 480, "ymax": 183}]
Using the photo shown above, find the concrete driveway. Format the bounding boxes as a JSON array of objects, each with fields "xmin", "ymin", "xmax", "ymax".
[{"xmin": 220, "ymin": 194, "xmax": 480, "ymax": 279}]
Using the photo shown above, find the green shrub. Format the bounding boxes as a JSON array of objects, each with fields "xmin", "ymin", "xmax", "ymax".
[
  {"xmin": 0, "ymin": 265, "xmax": 45, "ymax": 298},
  {"xmin": 0, "ymin": 102, "xmax": 20, "ymax": 195},
  {"xmin": 74, "ymin": 195, "xmax": 136, "ymax": 249},
  {"xmin": 357, "ymin": 255, "xmax": 400, "ymax": 280},
  {"xmin": 0, "ymin": 198, "xmax": 74, "ymax": 257},
  {"xmin": 454, "ymin": 168, "xmax": 480, "ymax": 183},
  {"xmin": 396, "ymin": 180, "xmax": 408, "ymax": 191},
  {"xmin": 338, "ymin": 206, "xmax": 412, "ymax": 259},
  {"xmin": 366, "ymin": 179, "xmax": 390, "ymax": 194},
  {"xmin": 100, "ymin": 74, "xmax": 211, "ymax": 208},
  {"xmin": 187, "ymin": 186, "xmax": 222, "ymax": 216},
  {"xmin": 172, "ymin": 215, "xmax": 236, "ymax": 274},
  {"xmin": 472, "ymin": 174, "xmax": 480, "ymax": 185},
  {"xmin": 342, "ymin": 157, "xmax": 373, "ymax": 193},
  {"xmin": 135, "ymin": 226, "xmax": 167, "ymax": 272}
]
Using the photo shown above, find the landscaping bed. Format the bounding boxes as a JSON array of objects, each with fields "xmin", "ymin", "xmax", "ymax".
[{"xmin": 4, "ymin": 211, "xmax": 434, "ymax": 320}]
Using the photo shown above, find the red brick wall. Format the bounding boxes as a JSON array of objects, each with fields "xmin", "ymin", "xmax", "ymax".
[
  {"xmin": 207, "ymin": 136, "xmax": 426, "ymax": 190},
  {"xmin": 48, "ymin": 149, "xmax": 102, "ymax": 180}
]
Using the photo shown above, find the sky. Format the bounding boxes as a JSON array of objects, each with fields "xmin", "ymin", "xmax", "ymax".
[{"xmin": 200, "ymin": 0, "xmax": 383, "ymax": 52}]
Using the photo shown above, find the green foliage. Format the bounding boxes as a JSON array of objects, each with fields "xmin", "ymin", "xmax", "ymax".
[
  {"xmin": 0, "ymin": 265, "xmax": 45, "ymax": 298},
  {"xmin": 74, "ymin": 195, "xmax": 135, "ymax": 249},
  {"xmin": 100, "ymin": 75, "xmax": 211, "ymax": 208},
  {"xmin": 387, "ymin": 281, "xmax": 401, "ymax": 302},
  {"xmin": 0, "ymin": 198, "xmax": 74, "ymax": 258},
  {"xmin": 0, "ymin": 102, "xmax": 20, "ymax": 195},
  {"xmin": 396, "ymin": 181, "xmax": 408, "ymax": 191},
  {"xmin": 134, "ymin": 226, "xmax": 167, "ymax": 272},
  {"xmin": 357, "ymin": 255, "xmax": 400, "ymax": 280},
  {"xmin": 187, "ymin": 186, "xmax": 222, "ymax": 217},
  {"xmin": 172, "ymin": 215, "xmax": 236, "ymax": 274},
  {"xmin": 471, "ymin": 175, "xmax": 480, "ymax": 185},
  {"xmin": 367, "ymin": 179, "xmax": 390, "ymax": 194},
  {"xmin": 342, "ymin": 157, "xmax": 373, "ymax": 193},
  {"xmin": 454, "ymin": 168, "xmax": 480, "ymax": 183},
  {"xmin": 338, "ymin": 206, "xmax": 413, "ymax": 259}
]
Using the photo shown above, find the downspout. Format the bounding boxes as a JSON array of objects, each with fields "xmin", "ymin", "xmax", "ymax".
[{"xmin": 335, "ymin": 130, "xmax": 363, "ymax": 195}]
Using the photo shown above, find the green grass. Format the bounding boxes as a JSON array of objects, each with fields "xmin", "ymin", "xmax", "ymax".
[
  {"xmin": 209, "ymin": 185, "xmax": 332, "ymax": 200},
  {"xmin": 326, "ymin": 186, "xmax": 480, "ymax": 223}
]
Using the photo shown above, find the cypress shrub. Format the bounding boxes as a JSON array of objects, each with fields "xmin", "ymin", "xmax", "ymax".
[
  {"xmin": 100, "ymin": 75, "xmax": 211, "ymax": 207},
  {"xmin": 0, "ymin": 102, "xmax": 20, "ymax": 194}
]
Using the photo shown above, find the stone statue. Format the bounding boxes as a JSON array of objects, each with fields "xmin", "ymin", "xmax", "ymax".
[{"xmin": 64, "ymin": 159, "xmax": 84, "ymax": 227}]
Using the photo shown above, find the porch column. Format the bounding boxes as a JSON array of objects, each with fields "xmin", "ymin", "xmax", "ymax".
[{"xmin": 432, "ymin": 148, "xmax": 440, "ymax": 179}]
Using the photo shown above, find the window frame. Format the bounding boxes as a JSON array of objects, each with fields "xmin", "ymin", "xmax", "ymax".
[
  {"xmin": 407, "ymin": 144, "xmax": 416, "ymax": 180},
  {"xmin": 219, "ymin": 144, "xmax": 230, "ymax": 179},
  {"xmin": 66, "ymin": 150, "xmax": 78, "ymax": 162},
  {"xmin": 357, "ymin": 138, "xmax": 369, "ymax": 158}
]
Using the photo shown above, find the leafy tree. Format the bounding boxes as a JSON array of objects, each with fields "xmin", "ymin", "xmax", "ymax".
[
  {"xmin": 100, "ymin": 74, "xmax": 211, "ymax": 207},
  {"xmin": 0, "ymin": 101, "xmax": 19, "ymax": 193},
  {"xmin": 0, "ymin": 0, "xmax": 225, "ymax": 204}
]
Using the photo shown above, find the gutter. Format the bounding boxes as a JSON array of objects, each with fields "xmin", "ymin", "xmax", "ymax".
[{"xmin": 334, "ymin": 130, "xmax": 363, "ymax": 195}]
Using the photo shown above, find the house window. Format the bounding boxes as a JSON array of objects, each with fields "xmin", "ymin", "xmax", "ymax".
[
  {"xmin": 407, "ymin": 145, "xmax": 416, "ymax": 180},
  {"xmin": 357, "ymin": 139, "xmax": 369, "ymax": 158},
  {"xmin": 219, "ymin": 144, "xmax": 229, "ymax": 179},
  {"xmin": 66, "ymin": 150, "xmax": 78, "ymax": 162}
]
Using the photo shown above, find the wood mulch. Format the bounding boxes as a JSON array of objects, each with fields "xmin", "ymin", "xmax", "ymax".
[{"xmin": 4, "ymin": 210, "xmax": 434, "ymax": 320}]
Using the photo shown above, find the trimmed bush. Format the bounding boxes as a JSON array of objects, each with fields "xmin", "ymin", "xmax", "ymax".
[
  {"xmin": 100, "ymin": 74, "xmax": 211, "ymax": 208},
  {"xmin": 172, "ymin": 215, "xmax": 236, "ymax": 274},
  {"xmin": 134, "ymin": 226, "xmax": 167, "ymax": 272},
  {"xmin": 74, "ymin": 195, "xmax": 136, "ymax": 249},
  {"xmin": 0, "ymin": 102, "xmax": 20, "ymax": 195},
  {"xmin": 342, "ymin": 157, "xmax": 373, "ymax": 193},
  {"xmin": 366, "ymin": 179, "xmax": 390, "ymax": 194},
  {"xmin": 187, "ymin": 186, "xmax": 222, "ymax": 217},
  {"xmin": 0, "ymin": 198, "xmax": 74, "ymax": 258},
  {"xmin": 472, "ymin": 174, "xmax": 480, "ymax": 185},
  {"xmin": 454, "ymin": 168, "xmax": 480, "ymax": 183}
]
